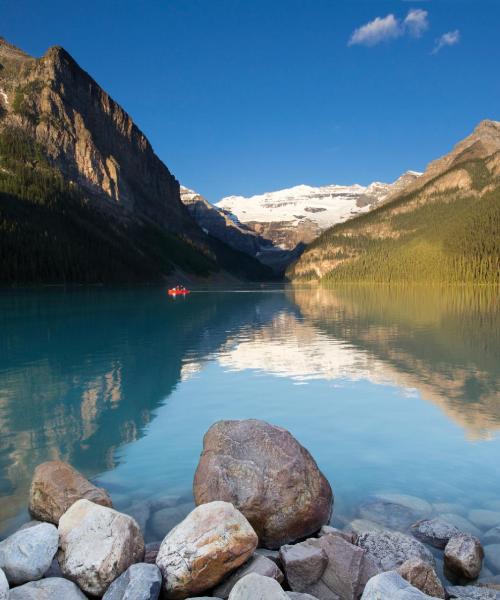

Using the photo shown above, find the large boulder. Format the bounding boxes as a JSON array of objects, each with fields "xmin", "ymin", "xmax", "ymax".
[
  {"xmin": 29, "ymin": 461, "xmax": 112, "ymax": 524},
  {"xmin": 156, "ymin": 501, "xmax": 258, "ymax": 599},
  {"xmin": 357, "ymin": 531, "xmax": 435, "ymax": 572},
  {"xmin": 9, "ymin": 577, "xmax": 87, "ymax": 599},
  {"xmin": 397, "ymin": 559, "xmax": 445, "ymax": 598},
  {"xmin": 102, "ymin": 563, "xmax": 162, "ymax": 600},
  {"xmin": 444, "ymin": 534, "xmax": 484, "ymax": 580},
  {"xmin": 410, "ymin": 518, "xmax": 460, "ymax": 549},
  {"xmin": 58, "ymin": 499, "xmax": 145, "ymax": 596},
  {"xmin": 361, "ymin": 571, "xmax": 442, "ymax": 599},
  {"xmin": 193, "ymin": 419, "xmax": 333, "ymax": 549},
  {"xmin": 280, "ymin": 533, "xmax": 379, "ymax": 600},
  {"xmin": 213, "ymin": 554, "xmax": 284, "ymax": 599},
  {"xmin": 0, "ymin": 522, "xmax": 58, "ymax": 585},
  {"xmin": 228, "ymin": 573, "xmax": 289, "ymax": 600},
  {"xmin": 0, "ymin": 569, "xmax": 7, "ymax": 600}
]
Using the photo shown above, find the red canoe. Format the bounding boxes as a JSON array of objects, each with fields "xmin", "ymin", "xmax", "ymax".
[{"xmin": 168, "ymin": 288, "xmax": 190, "ymax": 296}]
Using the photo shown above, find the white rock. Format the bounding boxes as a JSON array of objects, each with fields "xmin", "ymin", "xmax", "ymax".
[
  {"xmin": 0, "ymin": 523, "xmax": 58, "ymax": 585},
  {"xmin": 228, "ymin": 573, "xmax": 289, "ymax": 600},
  {"xmin": 361, "ymin": 571, "xmax": 442, "ymax": 599},
  {"xmin": 9, "ymin": 577, "xmax": 87, "ymax": 599},
  {"xmin": 0, "ymin": 568, "xmax": 7, "ymax": 600},
  {"xmin": 58, "ymin": 498, "xmax": 145, "ymax": 596}
]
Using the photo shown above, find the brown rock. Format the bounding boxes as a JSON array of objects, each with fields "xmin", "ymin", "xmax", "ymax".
[
  {"xmin": 398, "ymin": 559, "xmax": 445, "ymax": 598},
  {"xmin": 444, "ymin": 534, "xmax": 484, "ymax": 580},
  {"xmin": 156, "ymin": 501, "xmax": 258, "ymax": 599},
  {"xmin": 193, "ymin": 419, "xmax": 333, "ymax": 549},
  {"xmin": 29, "ymin": 461, "xmax": 112, "ymax": 524}
]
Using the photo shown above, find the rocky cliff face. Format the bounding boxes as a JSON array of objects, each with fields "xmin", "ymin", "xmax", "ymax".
[{"xmin": 0, "ymin": 39, "xmax": 191, "ymax": 232}]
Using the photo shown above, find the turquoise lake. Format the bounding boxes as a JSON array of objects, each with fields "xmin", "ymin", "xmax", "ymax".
[{"xmin": 0, "ymin": 285, "xmax": 499, "ymax": 567}]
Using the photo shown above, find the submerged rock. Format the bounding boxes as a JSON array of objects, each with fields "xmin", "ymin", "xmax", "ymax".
[
  {"xmin": 9, "ymin": 577, "xmax": 87, "ymax": 599},
  {"xmin": 398, "ymin": 559, "xmax": 445, "ymax": 598},
  {"xmin": 411, "ymin": 518, "xmax": 460, "ymax": 549},
  {"xmin": 358, "ymin": 531, "xmax": 435, "ymax": 572},
  {"xmin": 346, "ymin": 519, "xmax": 387, "ymax": 535},
  {"xmin": 484, "ymin": 527, "xmax": 500, "ymax": 545},
  {"xmin": 29, "ymin": 460, "xmax": 112, "ymax": 524},
  {"xmin": 444, "ymin": 534, "xmax": 484, "ymax": 580},
  {"xmin": 102, "ymin": 563, "xmax": 162, "ymax": 600},
  {"xmin": 228, "ymin": 573, "xmax": 289, "ymax": 600},
  {"xmin": 361, "ymin": 571, "xmax": 441, "ymax": 599},
  {"xmin": 0, "ymin": 522, "xmax": 58, "ymax": 585},
  {"xmin": 469, "ymin": 511, "xmax": 500, "ymax": 531},
  {"xmin": 149, "ymin": 502, "xmax": 194, "ymax": 539},
  {"xmin": 359, "ymin": 494, "xmax": 432, "ymax": 531},
  {"xmin": 484, "ymin": 545, "xmax": 500, "ymax": 572},
  {"xmin": 58, "ymin": 499, "xmax": 145, "ymax": 596},
  {"xmin": 213, "ymin": 554, "xmax": 283, "ymax": 599},
  {"xmin": 193, "ymin": 419, "xmax": 333, "ymax": 549},
  {"xmin": 156, "ymin": 501, "xmax": 258, "ymax": 599},
  {"xmin": 437, "ymin": 513, "xmax": 482, "ymax": 537}
]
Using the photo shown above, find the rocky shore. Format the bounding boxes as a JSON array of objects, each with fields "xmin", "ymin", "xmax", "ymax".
[{"xmin": 0, "ymin": 419, "xmax": 499, "ymax": 599}]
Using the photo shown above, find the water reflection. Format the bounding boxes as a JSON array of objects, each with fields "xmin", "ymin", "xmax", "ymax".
[{"xmin": 0, "ymin": 285, "xmax": 498, "ymax": 535}]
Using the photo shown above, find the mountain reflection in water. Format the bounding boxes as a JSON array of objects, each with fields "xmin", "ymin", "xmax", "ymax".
[{"xmin": 0, "ymin": 285, "xmax": 498, "ymax": 535}]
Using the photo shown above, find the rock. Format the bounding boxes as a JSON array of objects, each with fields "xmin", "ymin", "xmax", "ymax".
[
  {"xmin": 42, "ymin": 557, "xmax": 63, "ymax": 578},
  {"xmin": 156, "ymin": 501, "xmax": 258, "ymax": 599},
  {"xmin": 9, "ymin": 577, "xmax": 87, "ymax": 599},
  {"xmin": 438, "ymin": 513, "xmax": 482, "ymax": 537},
  {"xmin": 398, "ymin": 559, "xmax": 445, "ymax": 598},
  {"xmin": 18, "ymin": 520, "xmax": 43, "ymax": 530},
  {"xmin": 228, "ymin": 573, "xmax": 289, "ymax": 600},
  {"xmin": 125, "ymin": 501, "xmax": 151, "ymax": 533},
  {"xmin": 484, "ymin": 527, "xmax": 500, "ymax": 545},
  {"xmin": 58, "ymin": 498, "xmax": 145, "ymax": 596},
  {"xmin": 478, "ymin": 575, "xmax": 500, "ymax": 590},
  {"xmin": 346, "ymin": 519, "xmax": 387, "ymax": 535},
  {"xmin": 149, "ymin": 502, "xmax": 194, "ymax": 539},
  {"xmin": 0, "ymin": 569, "xmax": 7, "ymax": 600},
  {"xmin": 433, "ymin": 503, "xmax": 467, "ymax": 516},
  {"xmin": 193, "ymin": 419, "xmax": 333, "ymax": 549},
  {"xmin": 0, "ymin": 522, "xmax": 58, "ymax": 585},
  {"xmin": 444, "ymin": 534, "xmax": 484, "ymax": 580},
  {"xmin": 358, "ymin": 531, "xmax": 435, "ymax": 572},
  {"xmin": 446, "ymin": 585, "xmax": 500, "ymax": 599},
  {"xmin": 358, "ymin": 494, "xmax": 432, "ymax": 531},
  {"xmin": 287, "ymin": 594, "xmax": 320, "ymax": 600},
  {"xmin": 102, "ymin": 563, "xmax": 162, "ymax": 600},
  {"xmin": 280, "ymin": 533, "xmax": 379, "ymax": 600},
  {"xmin": 411, "ymin": 518, "xmax": 460, "ymax": 549},
  {"xmin": 29, "ymin": 460, "xmax": 112, "ymax": 524},
  {"xmin": 213, "ymin": 554, "xmax": 284, "ymax": 599},
  {"xmin": 469, "ymin": 511, "xmax": 500, "ymax": 530},
  {"xmin": 361, "ymin": 571, "xmax": 441, "ymax": 599},
  {"xmin": 255, "ymin": 548, "xmax": 282, "ymax": 566},
  {"xmin": 144, "ymin": 542, "xmax": 162, "ymax": 564},
  {"xmin": 318, "ymin": 526, "xmax": 357, "ymax": 544},
  {"xmin": 484, "ymin": 545, "xmax": 500, "ymax": 572}
]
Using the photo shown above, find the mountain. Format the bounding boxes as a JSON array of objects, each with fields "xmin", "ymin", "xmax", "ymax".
[
  {"xmin": 216, "ymin": 171, "xmax": 421, "ymax": 250},
  {"xmin": 0, "ymin": 39, "xmax": 272, "ymax": 284},
  {"xmin": 288, "ymin": 120, "xmax": 500, "ymax": 284},
  {"xmin": 180, "ymin": 186, "xmax": 300, "ymax": 274}
]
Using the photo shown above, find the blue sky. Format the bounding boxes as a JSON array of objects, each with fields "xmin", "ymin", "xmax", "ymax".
[{"xmin": 3, "ymin": 0, "xmax": 500, "ymax": 201}]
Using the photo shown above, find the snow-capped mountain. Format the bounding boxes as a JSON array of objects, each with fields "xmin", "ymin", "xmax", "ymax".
[{"xmin": 216, "ymin": 171, "xmax": 421, "ymax": 249}]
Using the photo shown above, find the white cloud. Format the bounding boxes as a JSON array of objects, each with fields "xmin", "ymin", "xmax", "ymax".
[
  {"xmin": 348, "ymin": 14, "xmax": 402, "ymax": 47},
  {"xmin": 432, "ymin": 29, "xmax": 460, "ymax": 54},
  {"xmin": 404, "ymin": 9, "xmax": 429, "ymax": 37}
]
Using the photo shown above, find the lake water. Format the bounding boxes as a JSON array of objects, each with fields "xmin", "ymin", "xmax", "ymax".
[{"xmin": 1, "ymin": 285, "xmax": 499, "ymax": 568}]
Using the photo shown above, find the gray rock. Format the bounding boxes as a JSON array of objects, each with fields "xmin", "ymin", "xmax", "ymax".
[
  {"xmin": 318, "ymin": 526, "xmax": 357, "ymax": 544},
  {"xmin": 359, "ymin": 494, "xmax": 432, "ymax": 531},
  {"xmin": 228, "ymin": 573, "xmax": 289, "ymax": 599},
  {"xmin": 144, "ymin": 542, "xmax": 161, "ymax": 564},
  {"xmin": 485, "ymin": 545, "xmax": 500, "ymax": 572},
  {"xmin": 0, "ymin": 522, "xmax": 58, "ymax": 585},
  {"xmin": 9, "ymin": 577, "xmax": 87, "ymax": 599},
  {"xmin": 255, "ymin": 548, "xmax": 282, "ymax": 566},
  {"xmin": 398, "ymin": 559, "xmax": 445, "ymax": 598},
  {"xmin": 444, "ymin": 535, "xmax": 484, "ymax": 580},
  {"xmin": 437, "ymin": 514, "xmax": 482, "ymax": 537},
  {"xmin": 447, "ymin": 585, "xmax": 500, "ymax": 599},
  {"xmin": 102, "ymin": 563, "xmax": 161, "ymax": 600},
  {"xmin": 287, "ymin": 594, "xmax": 320, "ymax": 600},
  {"xmin": 18, "ymin": 520, "xmax": 43, "ymax": 531},
  {"xmin": 411, "ymin": 518, "xmax": 460, "ymax": 549},
  {"xmin": 478, "ymin": 574, "xmax": 500, "ymax": 590},
  {"xmin": 469, "ymin": 511, "xmax": 500, "ymax": 531},
  {"xmin": 149, "ymin": 502, "xmax": 194, "ymax": 539},
  {"xmin": 0, "ymin": 569, "xmax": 7, "ymax": 600},
  {"xmin": 42, "ymin": 557, "xmax": 63, "ymax": 578},
  {"xmin": 358, "ymin": 531, "xmax": 435, "ymax": 572},
  {"xmin": 361, "ymin": 571, "xmax": 441, "ymax": 599},
  {"xmin": 58, "ymin": 499, "xmax": 145, "ymax": 596},
  {"xmin": 484, "ymin": 527, "xmax": 500, "ymax": 545},
  {"xmin": 213, "ymin": 554, "xmax": 284, "ymax": 599},
  {"xmin": 280, "ymin": 533, "xmax": 379, "ymax": 600}
]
